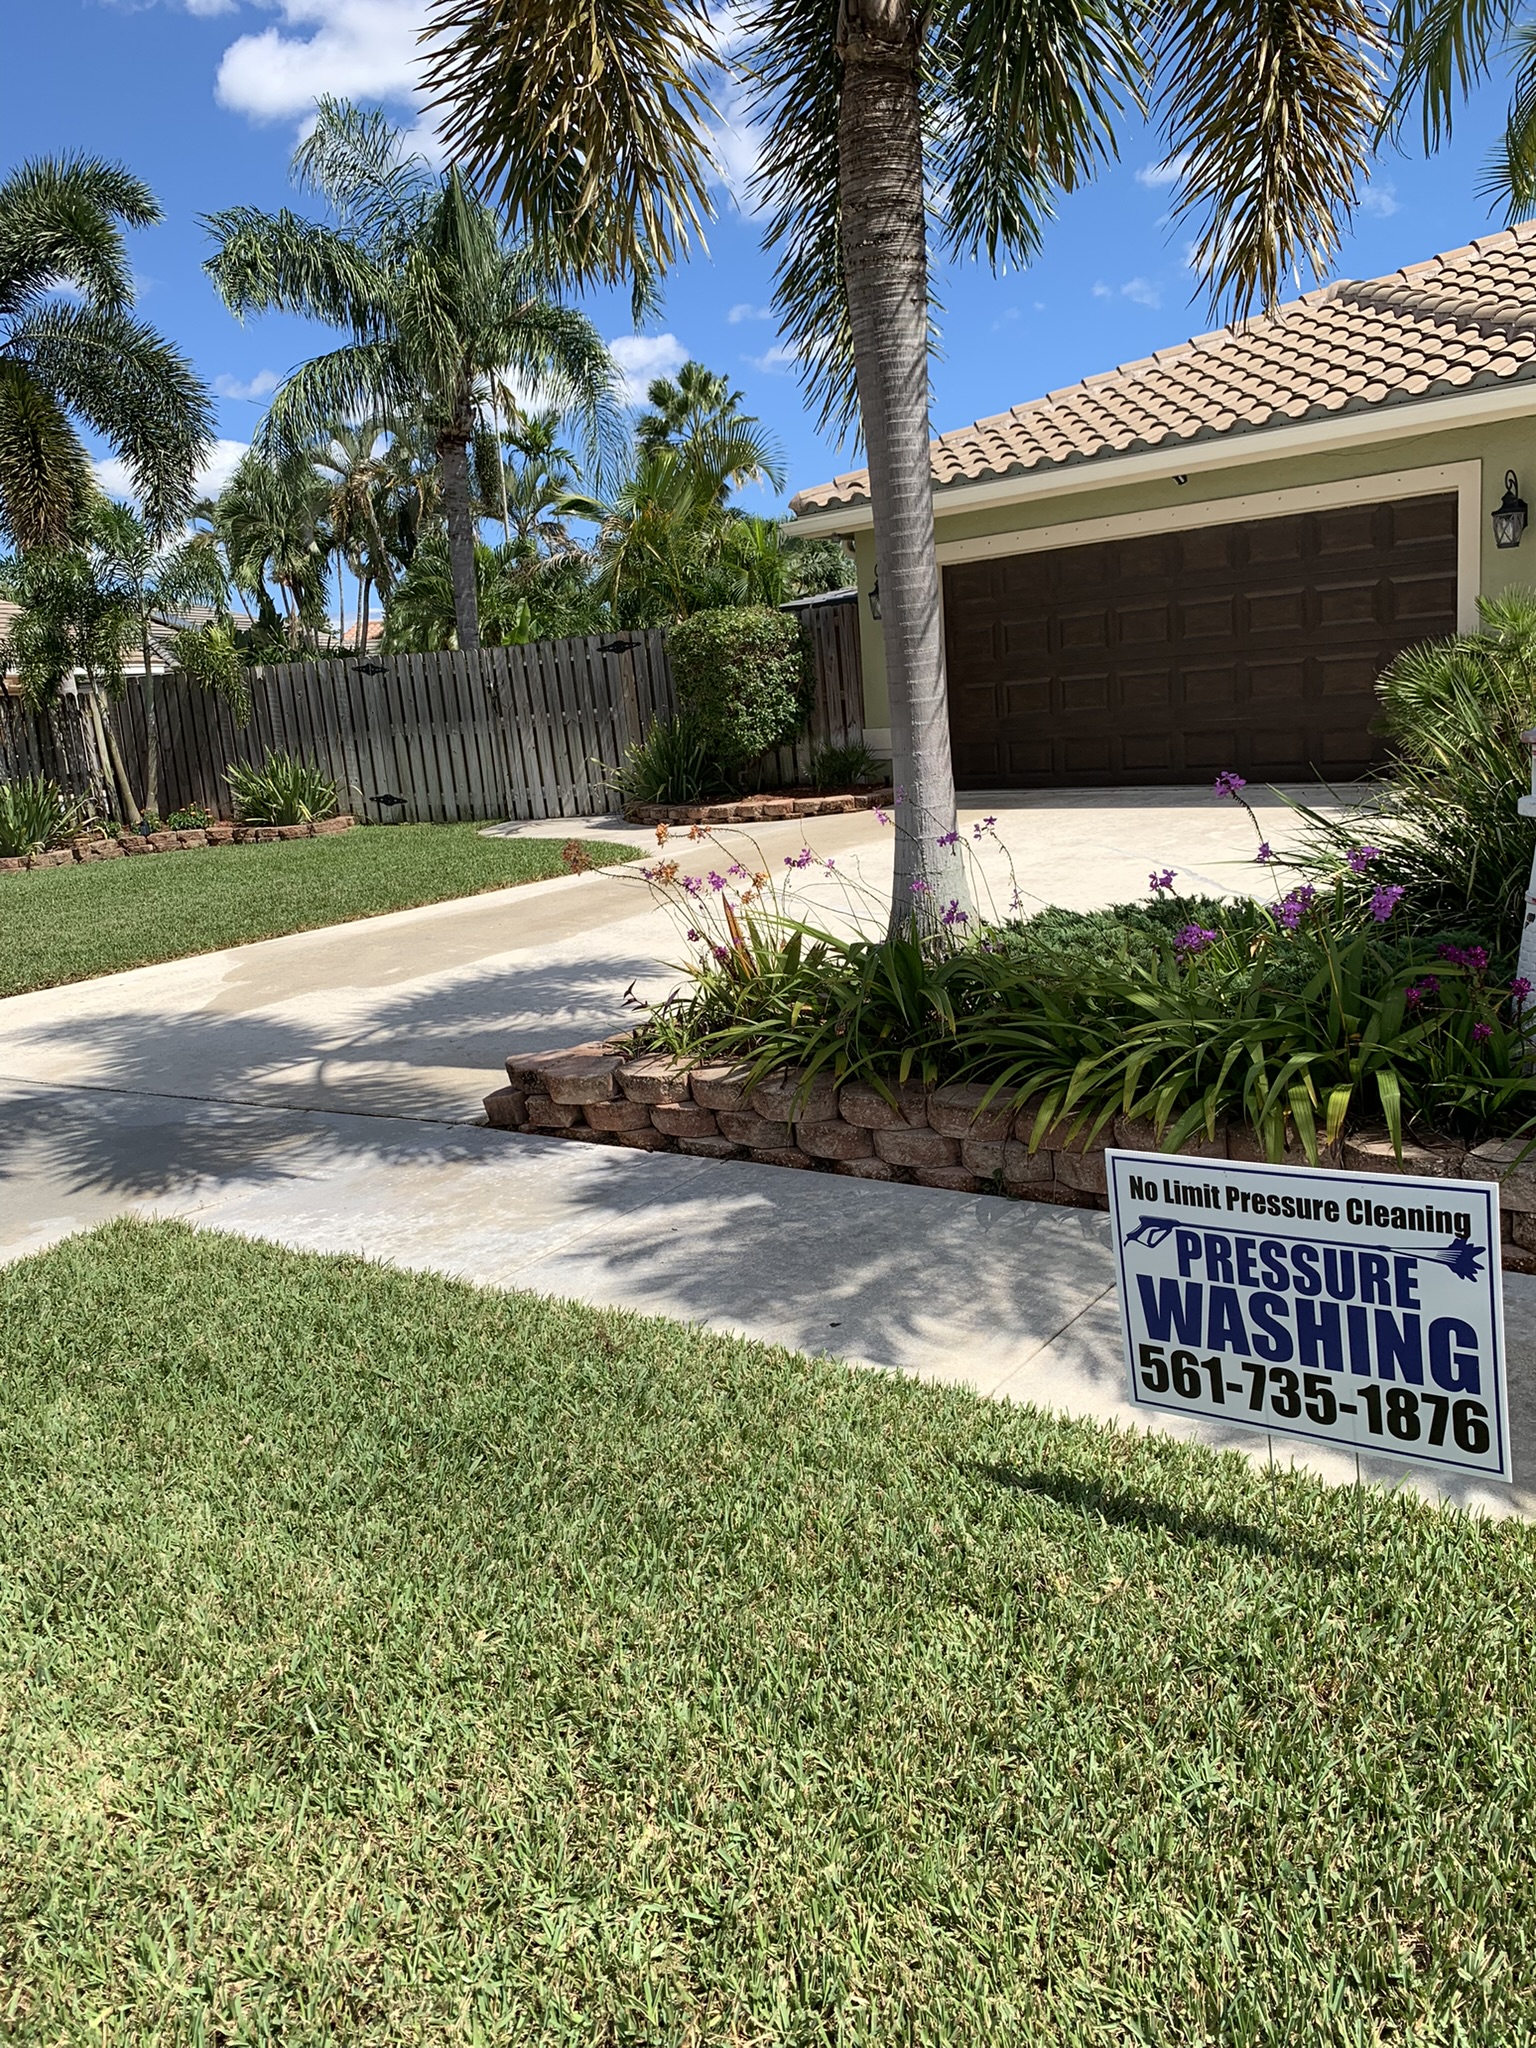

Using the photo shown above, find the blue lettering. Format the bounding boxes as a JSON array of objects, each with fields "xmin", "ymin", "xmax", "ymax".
[
  {"xmin": 1137, "ymin": 1274, "xmax": 1204, "ymax": 1345},
  {"xmin": 1259, "ymin": 1240, "xmax": 1289, "ymax": 1292},
  {"xmin": 1206, "ymin": 1286, "xmax": 1251, "ymax": 1356},
  {"xmin": 1429, "ymin": 1317, "xmax": 1481, "ymax": 1393},
  {"xmin": 1393, "ymin": 1258, "xmax": 1421, "ymax": 1310},
  {"xmin": 1296, "ymin": 1298, "xmax": 1344, "ymax": 1372},
  {"xmin": 1204, "ymin": 1234, "xmax": 1235, "ymax": 1284},
  {"xmin": 1175, "ymin": 1229, "xmax": 1203, "ymax": 1278},
  {"xmin": 1374, "ymin": 1310, "xmax": 1424, "ymax": 1385},
  {"xmin": 1323, "ymin": 1248, "xmax": 1356, "ymax": 1301},
  {"xmin": 1291, "ymin": 1244, "xmax": 1322, "ymax": 1296},
  {"xmin": 1359, "ymin": 1253, "xmax": 1392, "ymax": 1306},
  {"xmin": 1248, "ymin": 1293, "xmax": 1294, "ymax": 1363}
]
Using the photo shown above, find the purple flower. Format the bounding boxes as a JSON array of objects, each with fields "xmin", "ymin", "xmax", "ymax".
[
  {"xmin": 874, "ymin": 809, "xmax": 891, "ymax": 826},
  {"xmin": 729, "ymin": 861, "xmax": 748, "ymax": 879},
  {"xmin": 1149, "ymin": 869, "xmax": 1176, "ymax": 894},
  {"xmin": 686, "ymin": 928, "xmax": 700, "ymax": 942},
  {"xmin": 1213, "ymin": 771, "xmax": 1248, "ymax": 800},
  {"xmin": 910, "ymin": 876, "xmax": 931, "ymax": 896},
  {"xmin": 983, "ymin": 815, "xmax": 997, "ymax": 828},
  {"xmin": 1370, "ymin": 884, "xmax": 1405, "ymax": 923},
  {"xmin": 1346, "ymin": 845, "xmax": 1381, "ymax": 876},
  {"xmin": 894, "ymin": 785, "xmax": 906, "ymax": 807},
  {"xmin": 784, "ymin": 847, "xmax": 816, "ymax": 870},
  {"xmin": 1275, "ymin": 885, "xmax": 1317, "ymax": 932},
  {"xmin": 937, "ymin": 828, "xmax": 960, "ymax": 848},
  {"xmin": 713, "ymin": 945, "xmax": 731, "ymax": 963},
  {"xmin": 708, "ymin": 870, "xmax": 726, "ymax": 891},
  {"xmin": 1438, "ymin": 943, "xmax": 1490, "ymax": 975},
  {"xmin": 1473, "ymin": 1022, "xmax": 1494, "ymax": 1043},
  {"xmin": 941, "ymin": 899, "xmax": 969, "ymax": 927},
  {"xmin": 682, "ymin": 874, "xmax": 703, "ymax": 897},
  {"xmin": 1174, "ymin": 924, "xmax": 1219, "ymax": 956},
  {"xmin": 1255, "ymin": 843, "xmax": 1275, "ymax": 864},
  {"xmin": 1512, "ymin": 977, "xmax": 1532, "ymax": 1005},
  {"xmin": 1405, "ymin": 978, "xmax": 1439, "ymax": 1009}
]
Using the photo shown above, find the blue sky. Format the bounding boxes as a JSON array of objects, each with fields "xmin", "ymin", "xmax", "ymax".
[{"xmin": 7, "ymin": 0, "xmax": 1521, "ymax": 516}]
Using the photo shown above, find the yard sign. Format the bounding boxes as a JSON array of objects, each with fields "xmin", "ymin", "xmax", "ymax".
[{"xmin": 1105, "ymin": 1150, "xmax": 1511, "ymax": 1482}]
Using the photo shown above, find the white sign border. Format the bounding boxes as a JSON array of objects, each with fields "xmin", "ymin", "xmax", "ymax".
[{"xmin": 1105, "ymin": 1148, "xmax": 1512, "ymax": 1483}]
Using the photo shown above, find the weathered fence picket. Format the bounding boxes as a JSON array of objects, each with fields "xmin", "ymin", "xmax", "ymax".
[{"xmin": 2, "ymin": 596, "xmax": 865, "ymax": 826}]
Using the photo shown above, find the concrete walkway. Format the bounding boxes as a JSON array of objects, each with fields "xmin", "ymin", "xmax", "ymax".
[{"xmin": 4, "ymin": 786, "xmax": 1530, "ymax": 1519}]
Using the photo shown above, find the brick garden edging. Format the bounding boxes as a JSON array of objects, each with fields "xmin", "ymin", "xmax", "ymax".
[
  {"xmin": 623, "ymin": 787, "xmax": 893, "ymax": 827},
  {"xmin": 0, "ymin": 814, "xmax": 355, "ymax": 874},
  {"xmin": 486, "ymin": 1043, "xmax": 1536, "ymax": 1274}
]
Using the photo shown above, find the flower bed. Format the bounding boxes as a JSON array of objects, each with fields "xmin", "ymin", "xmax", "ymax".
[
  {"xmin": 624, "ymin": 786, "xmax": 893, "ymax": 827},
  {"xmin": 0, "ymin": 815, "xmax": 355, "ymax": 873},
  {"xmin": 483, "ymin": 1043, "xmax": 1536, "ymax": 1272}
]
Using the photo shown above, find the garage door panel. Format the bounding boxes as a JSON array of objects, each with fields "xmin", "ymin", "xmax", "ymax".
[{"xmin": 943, "ymin": 491, "xmax": 1458, "ymax": 786}]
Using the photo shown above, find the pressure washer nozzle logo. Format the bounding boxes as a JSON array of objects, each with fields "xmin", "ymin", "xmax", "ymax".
[{"xmin": 1121, "ymin": 1213, "xmax": 1483, "ymax": 1281}]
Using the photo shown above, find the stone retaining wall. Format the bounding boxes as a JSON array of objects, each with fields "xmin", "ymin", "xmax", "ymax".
[
  {"xmin": 623, "ymin": 787, "xmax": 892, "ymax": 827},
  {"xmin": 486, "ymin": 1043, "xmax": 1536, "ymax": 1273},
  {"xmin": 0, "ymin": 814, "xmax": 355, "ymax": 874}
]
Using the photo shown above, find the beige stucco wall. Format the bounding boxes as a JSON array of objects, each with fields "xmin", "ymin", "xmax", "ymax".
[{"xmin": 844, "ymin": 410, "xmax": 1536, "ymax": 743}]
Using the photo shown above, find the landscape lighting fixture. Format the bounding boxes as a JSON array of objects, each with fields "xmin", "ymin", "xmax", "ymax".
[{"xmin": 1493, "ymin": 470, "xmax": 1528, "ymax": 549}]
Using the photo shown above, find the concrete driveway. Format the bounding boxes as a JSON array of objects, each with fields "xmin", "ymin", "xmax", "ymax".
[{"xmin": 5, "ymin": 783, "xmax": 1531, "ymax": 1519}]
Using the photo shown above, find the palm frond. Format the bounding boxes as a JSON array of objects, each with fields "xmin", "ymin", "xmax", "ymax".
[
  {"xmin": 1383, "ymin": 0, "xmax": 1520, "ymax": 149},
  {"xmin": 255, "ymin": 342, "xmax": 416, "ymax": 461},
  {"xmin": 0, "ymin": 155, "xmax": 157, "ymax": 320},
  {"xmin": 0, "ymin": 357, "xmax": 91, "ymax": 550},
  {"xmin": 743, "ymin": 0, "xmax": 856, "ymax": 434},
  {"xmin": 421, "ymin": 0, "xmax": 721, "ymax": 289},
  {"xmin": 291, "ymin": 97, "xmax": 438, "ymax": 252},
  {"xmin": 12, "ymin": 301, "xmax": 214, "ymax": 538},
  {"xmin": 202, "ymin": 208, "xmax": 392, "ymax": 337},
  {"xmin": 1478, "ymin": 19, "xmax": 1536, "ymax": 216},
  {"xmin": 1155, "ymin": 0, "xmax": 1385, "ymax": 318},
  {"xmin": 930, "ymin": 0, "xmax": 1141, "ymax": 269}
]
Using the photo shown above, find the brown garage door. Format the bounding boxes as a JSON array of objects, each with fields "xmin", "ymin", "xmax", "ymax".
[{"xmin": 944, "ymin": 492, "xmax": 1459, "ymax": 786}]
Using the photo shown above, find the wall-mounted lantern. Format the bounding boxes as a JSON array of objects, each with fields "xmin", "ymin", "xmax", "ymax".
[
  {"xmin": 868, "ymin": 575, "xmax": 881, "ymax": 620},
  {"xmin": 1493, "ymin": 470, "xmax": 1528, "ymax": 549}
]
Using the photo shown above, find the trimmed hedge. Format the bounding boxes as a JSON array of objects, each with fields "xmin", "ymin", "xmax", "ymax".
[{"xmin": 669, "ymin": 606, "xmax": 814, "ymax": 775}]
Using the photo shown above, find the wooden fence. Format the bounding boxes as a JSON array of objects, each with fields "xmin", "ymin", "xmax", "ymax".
[
  {"xmin": 0, "ymin": 692, "xmax": 109, "ymax": 811},
  {"xmin": 4, "ymin": 597, "xmax": 866, "ymax": 827}
]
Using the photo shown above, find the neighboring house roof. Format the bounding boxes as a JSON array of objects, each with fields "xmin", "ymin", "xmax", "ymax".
[{"xmin": 791, "ymin": 224, "xmax": 1536, "ymax": 517}]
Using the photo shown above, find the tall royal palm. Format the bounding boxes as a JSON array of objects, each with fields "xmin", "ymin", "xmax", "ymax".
[
  {"xmin": 428, "ymin": 0, "xmax": 1382, "ymax": 932},
  {"xmin": 0, "ymin": 156, "xmax": 213, "ymax": 549},
  {"xmin": 203, "ymin": 99, "xmax": 620, "ymax": 651}
]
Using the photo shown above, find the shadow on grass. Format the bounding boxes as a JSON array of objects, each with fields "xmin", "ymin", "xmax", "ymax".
[{"xmin": 966, "ymin": 1457, "xmax": 1340, "ymax": 1564}]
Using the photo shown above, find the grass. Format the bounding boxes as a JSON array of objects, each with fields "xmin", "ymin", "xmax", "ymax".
[
  {"xmin": 0, "ymin": 824, "xmax": 638, "ymax": 996},
  {"xmin": 1, "ymin": 1219, "xmax": 1532, "ymax": 2044}
]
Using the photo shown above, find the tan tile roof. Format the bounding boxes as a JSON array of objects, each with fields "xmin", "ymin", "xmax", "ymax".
[{"xmin": 790, "ymin": 225, "xmax": 1536, "ymax": 515}]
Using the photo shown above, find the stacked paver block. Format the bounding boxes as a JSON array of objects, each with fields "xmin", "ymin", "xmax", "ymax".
[
  {"xmin": 624, "ymin": 788, "xmax": 893, "ymax": 828},
  {"xmin": 484, "ymin": 1041, "xmax": 1536, "ymax": 1269},
  {"xmin": 0, "ymin": 815, "xmax": 355, "ymax": 874}
]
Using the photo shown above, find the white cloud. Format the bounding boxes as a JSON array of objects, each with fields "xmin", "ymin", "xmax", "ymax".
[
  {"xmin": 213, "ymin": 369, "xmax": 280, "ymax": 402},
  {"xmin": 727, "ymin": 303, "xmax": 772, "ymax": 324},
  {"xmin": 94, "ymin": 438, "xmax": 250, "ymax": 507},
  {"xmin": 608, "ymin": 333, "xmax": 689, "ymax": 406},
  {"xmin": 746, "ymin": 340, "xmax": 803, "ymax": 374},
  {"xmin": 1361, "ymin": 180, "xmax": 1400, "ymax": 219},
  {"xmin": 215, "ymin": 0, "xmax": 429, "ymax": 123},
  {"xmin": 184, "ymin": 0, "xmax": 238, "ymax": 16},
  {"xmin": 706, "ymin": 97, "xmax": 767, "ymax": 207},
  {"xmin": 1094, "ymin": 277, "xmax": 1161, "ymax": 308},
  {"xmin": 1135, "ymin": 154, "xmax": 1188, "ymax": 189}
]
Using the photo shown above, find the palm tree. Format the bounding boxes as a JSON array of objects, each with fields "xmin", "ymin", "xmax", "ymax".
[
  {"xmin": 88, "ymin": 500, "xmax": 233, "ymax": 816},
  {"xmin": 427, "ymin": 0, "xmax": 1382, "ymax": 933},
  {"xmin": 203, "ymin": 98, "xmax": 621, "ymax": 654},
  {"xmin": 0, "ymin": 156, "xmax": 213, "ymax": 549},
  {"xmin": 1387, "ymin": 0, "xmax": 1536, "ymax": 212},
  {"xmin": 635, "ymin": 360, "xmax": 785, "ymax": 504},
  {"xmin": 196, "ymin": 448, "xmax": 331, "ymax": 648}
]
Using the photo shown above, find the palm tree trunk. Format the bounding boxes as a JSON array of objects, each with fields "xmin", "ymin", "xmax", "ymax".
[
  {"xmin": 140, "ymin": 622, "xmax": 159, "ymax": 819},
  {"xmin": 86, "ymin": 684, "xmax": 141, "ymax": 830},
  {"xmin": 438, "ymin": 429, "xmax": 481, "ymax": 651},
  {"xmin": 359, "ymin": 573, "xmax": 372, "ymax": 653},
  {"xmin": 837, "ymin": 0, "xmax": 968, "ymax": 937}
]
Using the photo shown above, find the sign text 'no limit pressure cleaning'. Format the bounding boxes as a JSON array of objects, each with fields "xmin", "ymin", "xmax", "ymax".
[{"xmin": 1106, "ymin": 1151, "xmax": 1511, "ymax": 1482}]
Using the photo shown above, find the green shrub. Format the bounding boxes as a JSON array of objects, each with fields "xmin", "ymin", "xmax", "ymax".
[
  {"xmin": 668, "ymin": 607, "xmax": 813, "ymax": 777},
  {"xmin": 808, "ymin": 738, "xmax": 885, "ymax": 790},
  {"xmin": 633, "ymin": 885, "xmax": 1536, "ymax": 1159},
  {"xmin": 0, "ymin": 775, "xmax": 85, "ymax": 858},
  {"xmin": 224, "ymin": 752, "xmax": 338, "ymax": 825},
  {"xmin": 1283, "ymin": 591, "xmax": 1536, "ymax": 952},
  {"xmin": 609, "ymin": 712, "xmax": 725, "ymax": 807}
]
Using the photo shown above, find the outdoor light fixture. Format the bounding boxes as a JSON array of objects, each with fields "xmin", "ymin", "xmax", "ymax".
[
  {"xmin": 868, "ymin": 575, "xmax": 881, "ymax": 619},
  {"xmin": 1493, "ymin": 470, "xmax": 1528, "ymax": 549},
  {"xmin": 358, "ymin": 658, "xmax": 385, "ymax": 675}
]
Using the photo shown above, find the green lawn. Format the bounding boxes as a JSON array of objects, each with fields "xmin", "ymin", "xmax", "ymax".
[
  {"xmin": 2, "ymin": 1221, "xmax": 1531, "ymax": 2044},
  {"xmin": 0, "ymin": 824, "xmax": 637, "ymax": 996}
]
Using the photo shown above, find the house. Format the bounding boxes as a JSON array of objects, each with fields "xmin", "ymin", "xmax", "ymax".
[{"xmin": 789, "ymin": 225, "xmax": 1536, "ymax": 786}]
